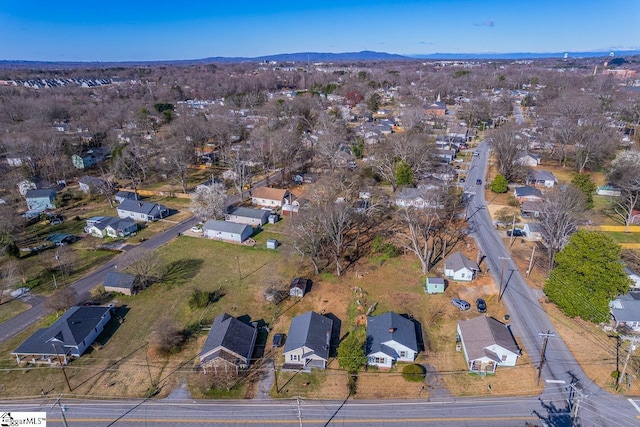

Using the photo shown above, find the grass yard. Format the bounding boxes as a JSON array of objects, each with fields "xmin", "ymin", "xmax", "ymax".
[{"xmin": 0, "ymin": 299, "xmax": 29, "ymax": 324}]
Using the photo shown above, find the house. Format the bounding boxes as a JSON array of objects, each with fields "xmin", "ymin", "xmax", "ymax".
[
  {"xmin": 289, "ymin": 277, "xmax": 311, "ymax": 298},
  {"xmin": 520, "ymin": 200, "xmax": 543, "ymax": 218},
  {"xmin": 12, "ymin": 306, "xmax": 112, "ymax": 365},
  {"xmin": 528, "ymin": 170, "xmax": 557, "ymax": 188},
  {"xmin": 203, "ymin": 220, "xmax": 253, "ymax": 243},
  {"xmin": 517, "ymin": 152, "xmax": 541, "ymax": 167},
  {"xmin": 71, "ymin": 147, "xmax": 109, "ymax": 169},
  {"xmin": 394, "ymin": 188, "xmax": 445, "ymax": 209},
  {"xmin": 522, "ymin": 222, "xmax": 543, "ymax": 240},
  {"xmin": 514, "ymin": 186, "xmax": 544, "ymax": 203},
  {"xmin": 25, "ymin": 189, "xmax": 56, "ymax": 212},
  {"xmin": 282, "ymin": 199, "xmax": 300, "ymax": 216},
  {"xmin": 366, "ymin": 312, "xmax": 419, "ymax": 369},
  {"xmin": 444, "ymin": 251, "xmax": 479, "ymax": 282},
  {"xmin": 425, "ymin": 277, "xmax": 446, "ymax": 294},
  {"xmin": 199, "ymin": 313, "xmax": 258, "ymax": 373},
  {"xmin": 596, "ymin": 185, "xmax": 622, "ymax": 197},
  {"xmin": 426, "ymin": 100, "xmax": 447, "ymax": 116},
  {"xmin": 103, "ymin": 271, "xmax": 137, "ymax": 295},
  {"xmin": 117, "ymin": 199, "xmax": 168, "ymax": 222},
  {"xmin": 225, "ymin": 206, "xmax": 271, "ymax": 227},
  {"xmin": 283, "ymin": 311, "xmax": 333, "ymax": 371},
  {"xmin": 78, "ymin": 176, "xmax": 113, "ymax": 194},
  {"xmin": 610, "ymin": 292, "xmax": 640, "ymax": 332},
  {"xmin": 251, "ymin": 187, "xmax": 290, "ymax": 208},
  {"xmin": 457, "ymin": 316, "xmax": 520, "ymax": 373},
  {"xmin": 114, "ymin": 191, "xmax": 140, "ymax": 204},
  {"xmin": 85, "ymin": 216, "xmax": 137, "ymax": 238},
  {"xmin": 625, "ymin": 267, "xmax": 640, "ymax": 288},
  {"xmin": 435, "ymin": 149, "xmax": 456, "ymax": 163}
]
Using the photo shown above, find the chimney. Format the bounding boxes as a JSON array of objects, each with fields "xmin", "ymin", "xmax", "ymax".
[{"xmin": 388, "ymin": 327, "xmax": 395, "ymax": 333}]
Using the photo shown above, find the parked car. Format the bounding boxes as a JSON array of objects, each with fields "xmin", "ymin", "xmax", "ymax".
[
  {"xmin": 507, "ymin": 229, "xmax": 525, "ymax": 237},
  {"xmin": 272, "ymin": 333, "xmax": 286, "ymax": 348},
  {"xmin": 476, "ymin": 179, "xmax": 482, "ymax": 185},
  {"xmin": 473, "ymin": 151, "xmax": 480, "ymax": 157},
  {"xmin": 476, "ymin": 298, "xmax": 487, "ymax": 313},
  {"xmin": 459, "ymin": 178, "xmax": 466, "ymax": 183},
  {"xmin": 451, "ymin": 298, "xmax": 470, "ymax": 311}
]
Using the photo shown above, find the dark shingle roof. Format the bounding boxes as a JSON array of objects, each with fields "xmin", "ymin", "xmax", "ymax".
[
  {"xmin": 514, "ymin": 186, "xmax": 543, "ymax": 198},
  {"xmin": 458, "ymin": 316, "xmax": 519, "ymax": 362},
  {"xmin": 25, "ymin": 189, "xmax": 56, "ymax": 199},
  {"xmin": 445, "ymin": 251, "xmax": 479, "ymax": 273},
  {"xmin": 118, "ymin": 199, "xmax": 164, "ymax": 215},
  {"xmin": 366, "ymin": 312, "xmax": 418, "ymax": 355},
  {"xmin": 226, "ymin": 206, "xmax": 271, "ymax": 221},
  {"xmin": 103, "ymin": 272, "xmax": 136, "ymax": 290},
  {"xmin": 199, "ymin": 313, "xmax": 257, "ymax": 366},
  {"xmin": 12, "ymin": 306, "xmax": 111, "ymax": 356},
  {"xmin": 203, "ymin": 219, "xmax": 252, "ymax": 235},
  {"xmin": 284, "ymin": 311, "xmax": 332, "ymax": 361}
]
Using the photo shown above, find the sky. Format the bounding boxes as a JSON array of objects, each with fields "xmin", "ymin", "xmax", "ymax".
[{"xmin": 2, "ymin": 0, "xmax": 639, "ymax": 62}]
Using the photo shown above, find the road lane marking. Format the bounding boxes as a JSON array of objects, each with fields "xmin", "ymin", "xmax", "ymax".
[{"xmin": 628, "ymin": 398, "xmax": 640, "ymax": 414}]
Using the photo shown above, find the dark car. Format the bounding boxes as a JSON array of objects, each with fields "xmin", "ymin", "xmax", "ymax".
[
  {"xmin": 272, "ymin": 333, "xmax": 286, "ymax": 348},
  {"xmin": 476, "ymin": 179, "xmax": 482, "ymax": 185},
  {"xmin": 476, "ymin": 298, "xmax": 487, "ymax": 313},
  {"xmin": 507, "ymin": 229, "xmax": 525, "ymax": 237}
]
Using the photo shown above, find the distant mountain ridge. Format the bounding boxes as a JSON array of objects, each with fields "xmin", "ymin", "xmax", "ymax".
[{"xmin": 1, "ymin": 49, "xmax": 639, "ymax": 69}]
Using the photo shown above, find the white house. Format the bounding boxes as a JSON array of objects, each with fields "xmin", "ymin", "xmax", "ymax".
[
  {"xmin": 251, "ymin": 187, "xmax": 289, "ymax": 208},
  {"xmin": 225, "ymin": 206, "xmax": 270, "ymax": 227},
  {"xmin": 203, "ymin": 220, "xmax": 253, "ymax": 243},
  {"xmin": 517, "ymin": 152, "xmax": 541, "ymax": 167},
  {"xmin": 85, "ymin": 216, "xmax": 137, "ymax": 238},
  {"xmin": 444, "ymin": 251, "xmax": 479, "ymax": 282},
  {"xmin": 366, "ymin": 312, "xmax": 418, "ymax": 369},
  {"xmin": 610, "ymin": 291, "xmax": 640, "ymax": 332},
  {"xmin": 528, "ymin": 170, "xmax": 557, "ymax": 188},
  {"xmin": 457, "ymin": 316, "xmax": 520, "ymax": 373},
  {"xmin": 283, "ymin": 311, "xmax": 333, "ymax": 371},
  {"xmin": 117, "ymin": 199, "xmax": 168, "ymax": 222}
]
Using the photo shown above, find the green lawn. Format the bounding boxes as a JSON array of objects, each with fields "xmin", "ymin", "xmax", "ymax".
[
  {"xmin": 0, "ymin": 299, "xmax": 29, "ymax": 324},
  {"xmin": 602, "ymin": 231, "xmax": 640, "ymax": 245}
]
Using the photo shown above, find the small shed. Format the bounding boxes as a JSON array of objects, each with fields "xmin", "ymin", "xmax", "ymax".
[
  {"xmin": 425, "ymin": 277, "xmax": 446, "ymax": 294},
  {"xmin": 289, "ymin": 277, "xmax": 311, "ymax": 298},
  {"xmin": 268, "ymin": 214, "xmax": 279, "ymax": 224},
  {"xmin": 103, "ymin": 272, "xmax": 137, "ymax": 296},
  {"xmin": 266, "ymin": 239, "xmax": 278, "ymax": 250}
]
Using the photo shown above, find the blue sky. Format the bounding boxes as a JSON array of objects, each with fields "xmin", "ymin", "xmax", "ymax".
[{"xmin": 2, "ymin": 0, "xmax": 639, "ymax": 61}]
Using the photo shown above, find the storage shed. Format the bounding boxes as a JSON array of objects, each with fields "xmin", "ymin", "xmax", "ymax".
[{"xmin": 425, "ymin": 277, "xmax": 446, "ymax": 294}]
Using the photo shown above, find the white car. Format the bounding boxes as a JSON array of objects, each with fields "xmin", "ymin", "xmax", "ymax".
[{"xmin": 190, "ymin": 226, "xmax": 203, "ymax": 233}]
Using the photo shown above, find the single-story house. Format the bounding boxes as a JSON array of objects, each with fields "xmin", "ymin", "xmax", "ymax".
[
  {"xmin": 25, "ymin": 189, "xmax": 56, "ymax": 211},
  {"xmin": 457, "ymin": 316, "xmax": 520, "ymax": 373},
  {"xmin": 71, "ymin": 147, "xmax": 109, "ymax": 169},
  {"xmin": 199, "ymin": 313, "xmax": 258, "ymax": 373},
  {"xmin": 366, "ymin": 312, "xmax": 419, "ymax": 369},
  {"xmin": 522, "ymin": 222, "xmax": 543, "ymax": 240},
  {"xmin": 435, "ymin": 149, "xmax": 456, "ymax": 163},
  {"xmin": 283, "ymin": 311, "xmax": 333, "ymax": 371},
  {"xmin": 85, "ymin": 216, "xmax": 137, "ymax": 238},
  {"xmin": 117, "ymin": 199, "xmax": 168, "ymax": 222},
  {"xmin": 528, "ymin": 170, "xmax": 557, "ymax": 188},
  {"xmin": 289, "ymin": 277, "xmax": 311, "ymax": 298},
  {"xmin": 115, "ymin": 191, "xmax": 140, "ymax": 204},
  {"xmin": 103, "ymin": 271, "xmax": 137, "ymax": 295},
  {"xmin": 203, "ymin": 220, "xmax": 253, "ymax": 243},
  {"xmin": 610, "ymin": 292, "xmax": 640, "ymax": 332},
  {"xmin": 395, "ymin": 188, "xmax": 443, "ymax": 209},
  {"xmin": 517, "ymin": 152, "xmax": 541, "ymax": 167},
  {"xmin": 596, "ymin": 185, "xmax": 622, "ymax": 197},
  {"xmin": 78, "ymin": 176, "xmax": 111, "ymax": 194},
  {"xmin": 520, "ymin": 201, "xmax": 543, "ymax": 218},
  {"xmin": 251, "ymin": 187, "xmax": 290, "ymax": 208},
  {"xmin": 12, "ymin": 306, "xmax": 112, "ymax": 365},
  {"xmin": 225, "ymin": 206, "xmax": 270, "ymax": 227},
  {"xmin": 425, "ymin": 277, "xmax": 446, "ymax": 294},
  {"xmin": 514, "ymin": 186, "xmax": 544, "ymax": 203},
  {"xmin": 444, "ymin": 251, "xmax": 479, "ymax": 282}
]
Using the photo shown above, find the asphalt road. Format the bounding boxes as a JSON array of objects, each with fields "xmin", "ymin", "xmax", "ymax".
[{"xmin": 466, "ymin": 141, "xmax": 640, "ymax": 426}]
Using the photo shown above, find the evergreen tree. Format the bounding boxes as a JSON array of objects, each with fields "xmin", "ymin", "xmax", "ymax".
[
  {"xmin": 490, "ymin": 174, "xmax": 509, "ymax": 194},
  {"xmin": 571, "ymin": 173, "xmax": 596, "ymax": 209},
  {"xmin": 337, "ymin": 328, "xmax": 367, "ymax": 373},
  {"xmin": 395, "ymin": 160, "xmax": 414, "ymax": 187}
]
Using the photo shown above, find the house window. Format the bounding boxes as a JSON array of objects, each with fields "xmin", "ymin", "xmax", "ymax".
[
  {"xmin": 399, "ymin": 351, "xmax": 407, "ymax": 358},
  {"xmin": 374, "ymin": 357, "xmax": 385, "ymax": 364},
  {"xmin": 501, "ymin": 355, "xmax": 507, "ymax": 362},
  {"xmin": 291, "ymin": 354, "xmax": 300, "ymax": 362}
]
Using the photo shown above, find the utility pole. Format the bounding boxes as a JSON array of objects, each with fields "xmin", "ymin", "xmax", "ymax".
[
  {"xmin": 526, "ymin": 245, "xmax": 536, "ymax": 277},
  {"xmin": 536, "ymin": 331, "xmax": 554, "ymax": 386},
  {"xmin": 566, "ymin": 383, "xmax": 584, "ymax": 427},
  {"xmin": 498, "ymin": 257, "xmax": 510, "ymax": 301},
  {"xmin": 618, "ymin": 344, "xmax": 636, "ymax": 392},
  {"xmin": 273, "ymin": 364, "xmax": 279, "ymax": 394},
  {"xmin": 609, "ymin": 335, "xmax": 621, "ymax": 388},
  {"xmin": 296, "ymin": 396, "xmax": 303, "ymax": 427},
  {"xmin": 53, "ymin": 396, "xmax": 69, "ymax": 427},
  {"xmin": 52, "ymin": 343, "xmax": 72, "ymax": 392},
  {"xmin": 509, "ymin": 215, "xmax": 516, "ymax": 246}
]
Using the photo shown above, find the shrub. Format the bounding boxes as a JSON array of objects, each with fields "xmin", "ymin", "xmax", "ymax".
[
  {"xmin": 189, "ymin": 289, "xmax": 210, "ymax": 309},
  {"xmin": 402, "ymin": 364, "xmax": 426, "ymax": 382},
  {"xmin": 490, "ymin": 174, "xmax": 509, "ymax": 194}
]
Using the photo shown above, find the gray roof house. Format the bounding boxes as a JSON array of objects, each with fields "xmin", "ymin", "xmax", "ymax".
[
  {"xmin": 610, "ymin": 292, "xmax": 640, "ymax": 332},
  {"xmin": 528, "ymin": 170, "xmax": 557, "ymax": 188},
  {"xmin": 444, "ymin": 251, "xmax": 479, "ymax": 282},
  {"xmin": 25, "ymin": 189, "xmax": 56, "ymax": 212},
  {"xmin": 457, "ymin": 316, "xmax": 520, "ymax": 373},
  {"xmin": 203, "ymin": 220, "xmax": 253, "ymax": 243},
  {"xmin": 514, "ymin": 186, "xmax": 544, "ymax": 202},
  {"xmin": 283, "ymin": 311, "xmax": 333, "ymax": 371},
  {"xmin": 12, "ymin": 306, "xmax": 112, "ymax": 365},
  {"xmin": 199, "ymin": 313, "xmax": 258, "ymax": 372},
  {"xmin": 85, "ymin": 216, "xmax": 137, "ymax": 238},
  {"xmin": 366, "ymin": 312, "xmax": 418, "ymax": 369},
  {"xmin": 103, "ymin": 272, "xmax": 137, "ymax": 296},
  {"xmin": 115, "ymin": 191, "xmax": 140, "ymax": 204},
  {"xmin": 117, "ymin": 199, "xmax": 168, "ymax": 222},
  {"xmin": 225, "ymin": 206, "xmax": 271, "ymax": 227},
  {"xmin": 78, "ymin": 176, "xmax": 113, "ymax": 194}
]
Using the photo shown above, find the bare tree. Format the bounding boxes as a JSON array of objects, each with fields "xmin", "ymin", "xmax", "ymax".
[
  {"xmin": 160, "ymin": 137, "xmax": 194, "ymax": 194},
  {"xmin": 45, "ymin": 288, "xmax": 78, "ymax": 313},
  {"xmin": 151, "ymin": 317, "xmax": 184, "ymax": 354},
  {"xmin": 289, "ymin": 206, "xmax": 326, "ymax": 275},
  {"xmin": 573, "ymin": 122, "xmax": 617, "ymax": 173},
  {"xmin": 539, "ymin": 186, "xmax": 587, "ymax": 270},
  {"xmin": 607, "ymin": 150, "xmax": 640, "ymax": 232},
  {"xmin": 0, "ymin": 260, "xmax": 20, "ymax": 303},
  {"xmin": 489, "ymin": 124, "xmax": 530, "ymax": 182},
  {"xmin": 127, "ymin": 251, "xmax": 163, "ymax": 288},
  {"xmin": 190, "ymin": 183, "xmax": 226, "ymax": 221},
  {"xmin": 313, "ymin": 112, "xmax": 350, "ymax": 172}
]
